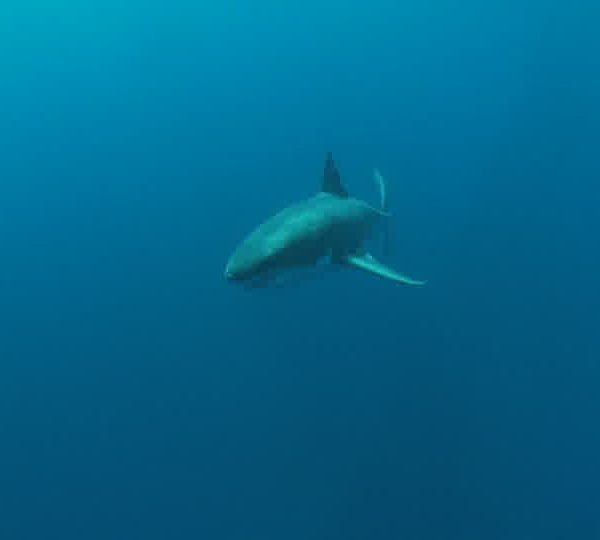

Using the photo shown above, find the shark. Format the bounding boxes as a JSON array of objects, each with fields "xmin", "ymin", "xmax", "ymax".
[{"xmin": 224, "ymin": 153, "xmax": 425, "ymax": 288}]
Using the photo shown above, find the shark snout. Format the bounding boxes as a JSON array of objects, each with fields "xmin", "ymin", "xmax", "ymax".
[
  {"xmin": 224, "ymin": 269, "xmax": 236, "ymax": 281},
  {"xmin": 225, "ymin": 242, "xmax": 263, "ymax": 283},
  {"xmin": 224, "ymin": 257, "xmax": 246, "ymax": 282},
  {"xmin": 224, "ymin": 263, "xmax": 237, "ymax": 281}
]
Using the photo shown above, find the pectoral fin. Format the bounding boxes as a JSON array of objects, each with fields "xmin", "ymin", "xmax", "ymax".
[{"xmin": 343, "ymin": 253, "xmax": 425, "ymax": 286}]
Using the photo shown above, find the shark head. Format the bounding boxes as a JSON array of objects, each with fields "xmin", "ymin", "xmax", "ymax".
[
  {"xmin": 225, "ymin": 225, "xmax": 314, "ymax": 285},
  {"xmin": 224, "ymin": 238, "xmax": 274, "ymax": 283}
]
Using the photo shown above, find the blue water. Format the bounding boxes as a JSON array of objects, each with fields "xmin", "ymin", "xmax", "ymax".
[{"xmin": 1, "ymin": 2, "xmax": 598, "ymax": 539}]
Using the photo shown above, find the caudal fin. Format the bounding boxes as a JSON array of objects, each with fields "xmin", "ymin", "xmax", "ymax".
[
  {"xmin": 373, "ymin": 169, "xmax": 392, "ymax": 255},
  {"xmin": 373, "ymin": 169, "xmax": 388, "ymax": 213}
]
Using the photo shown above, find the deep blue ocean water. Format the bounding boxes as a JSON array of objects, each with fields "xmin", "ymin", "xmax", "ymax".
[{"xmin": 1, "ymin": 2, "xmax": 598, "ymax": 539}]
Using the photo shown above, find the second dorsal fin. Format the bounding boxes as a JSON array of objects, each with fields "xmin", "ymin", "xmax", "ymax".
[{"xmin": 321, "ymin": 152, "xmax": 348, "ymax": 197}]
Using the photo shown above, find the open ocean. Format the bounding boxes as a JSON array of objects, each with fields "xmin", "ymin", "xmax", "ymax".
[{"xmin": 1, "ymin": 2, "xmax": 598, "ymax": 539}]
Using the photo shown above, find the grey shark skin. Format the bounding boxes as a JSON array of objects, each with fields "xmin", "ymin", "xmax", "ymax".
[{"xmin": 225, "ymin": 153, "xmax": 424, "ymax": 287}]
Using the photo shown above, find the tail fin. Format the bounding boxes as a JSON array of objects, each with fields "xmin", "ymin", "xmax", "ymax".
[
  {"xmin": 374, "ymin": 169, "xmax": 391, "ymax": 255},
  {"xmin": 374, "ymin": 169, "xmax": 388, "ymax": 213}
]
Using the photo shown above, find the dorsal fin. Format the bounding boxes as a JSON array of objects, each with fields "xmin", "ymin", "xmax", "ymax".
[{"xmin": 321, "ymin": 152, "xmax": 348, "ymax": 197}]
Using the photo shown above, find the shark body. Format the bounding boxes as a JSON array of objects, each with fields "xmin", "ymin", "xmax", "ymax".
[{"xmin": 225, "ymin": 153, "xmax": 424, "ymax": 287}]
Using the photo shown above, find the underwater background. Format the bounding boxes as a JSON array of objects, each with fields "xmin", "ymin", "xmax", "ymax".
[{"xmin": 1, "ymin": 1, "xmax": 598, "ymax": 539}]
